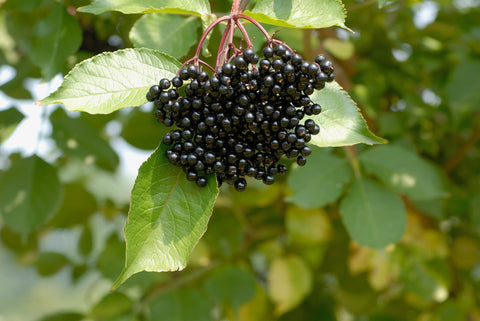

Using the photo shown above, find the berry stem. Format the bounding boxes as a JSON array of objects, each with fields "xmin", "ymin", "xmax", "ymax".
[
  {"xmin": 193, "ymin": 15, "xmax": 231, "ymax": 63},
  {"xmin": 235, "ymin": 19, "xmax": 253, "ymax": 49},
  {"xmin": 236, "ymin": 14, "xmax": 271, "ymax": 41},
  {"xmin": 231, "ymin": 0, "xmax": 241, "ymax": 15}
]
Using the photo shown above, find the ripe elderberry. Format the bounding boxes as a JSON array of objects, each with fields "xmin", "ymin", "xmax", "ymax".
[{"xmin": 146, "ymin": 15, "xmax": 335, "ymax": 191}]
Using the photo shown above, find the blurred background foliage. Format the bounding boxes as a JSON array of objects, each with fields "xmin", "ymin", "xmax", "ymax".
[{"xmin": 0, "ymin": 0, "xmax": 480, "ymax": 320}]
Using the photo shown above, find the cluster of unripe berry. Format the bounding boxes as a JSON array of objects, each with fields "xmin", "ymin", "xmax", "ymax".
[{"xmin": 146, "ymin": 44, "xmax": 334, "ymax": 191}]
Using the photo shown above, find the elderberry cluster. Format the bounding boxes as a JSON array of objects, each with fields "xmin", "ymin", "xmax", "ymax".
[{"xmin": 146, "ymin": 44, "xmax": 334, "ymax": 191}]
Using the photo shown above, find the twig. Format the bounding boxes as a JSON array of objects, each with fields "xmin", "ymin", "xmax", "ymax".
[{"xmin": 444, "ymin": 125, "xmax": 480, "ymax": 173}]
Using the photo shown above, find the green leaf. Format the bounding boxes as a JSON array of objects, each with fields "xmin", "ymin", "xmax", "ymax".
[
  {"xmin": 0, "ymin": 155, "xmax": 63, "ymax": 236},
  {"xmin": 287, "ymin": 147, "xmax": 353, "ymax": 208},
  {"xmin": 120, "ymin": 108, "xmax": 170, "ymax": 150},
  {"xmin": 2, "ymin": 0, "xmax": 43, "ymax": 11},
  {"xmin": 285, "ymin": 206, "xmax": 331, "ymax": 245},
  {"xmin": 48, "ymin": 183, "xmax": 97, "ymax": 228},
  {"xmin": 203, "ymin": 207, "xmax": 244, "ymax": 258},
  {"xmin": 377, "ymin": 0, "xmax": 394, "ymax": 8},
  {"xmin": 268, "ymin": 255, "xmax": 313, "ymax": 315},
  {"xmin": 402, "ymin": 259, "xmax": 451, "ymax": 303},
  {"xmin": 307, "ymin": 82, "xmax": 386, "ymax": 147},
  {"xmin": 112, "ymin": 144, "xmax": 218, "ymax": 289},
  {"xmin": 35, "ymin": 252, "xmax": 69, "ymax": 276},
  {"xmin": 244, "ymin": 0, "xmax": 346, "ymax": 29},
  {"xmin": 89, "ymin": 292, "xmax": 134, "ymax": 320},
  {"xmin": 339, "ymin": 178, "xmax": 406, "ymax": 248},
  {"xmin": 471, "ymin": 193, "xmax": 480, "ymax": 228},
  {"xmin": 79, "ymin": 0, "xmax": 211, "ymax": 16},
  {"xmin": 0, "ymin": 107, "xmax": 24, "ymax": 144},
  {"xmin": 51, "ymin": 110, "xmax": 119, "ymax": 170},
  {"xmin": 359, "ymin": 145, "xmax": 447, "ymax": 201},
  {"xmin": 149, "ymin": 288, "xmax": 213, "ymax": 321},
  {"xmin": 98, "ymin": 234, "xmax": 125, "ymax": 280},
  {"xmin": 204, "ymin": 265, "xmax": 256, "ymax": 310},
  {"xmin": 37, "ymin": 48, "xmax": 181, "ymax": 114},
  {"xmin": 37, "ymin": 312, "xmax": 84, "ymax": 321},
  {"xmin": 200, "ymin": 14, "xmax": 216, "ymax": 57},
  {"xmin": 30, "ymin": 4, "xmax": 82, "ymax": 80},
  {"xmin": 130, "ymin": 13, "xmax": 200, "ymax": 58},
  {"xmin": 446, "ymin": 61, "xmax": 480, "ymax": 121}
]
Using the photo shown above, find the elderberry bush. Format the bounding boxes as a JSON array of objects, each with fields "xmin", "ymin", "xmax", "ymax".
[{"xmin": 146, "ymin": 44, "xmax": 334, "ymax": 191}]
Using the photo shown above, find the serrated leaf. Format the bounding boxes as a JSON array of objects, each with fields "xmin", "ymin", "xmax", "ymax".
[
  {"xmin": 112, "ymin": 144, "xmax": 218, "ymax": 289},
  {"xmin": 268, "ymin": 255, "xmax": 313, "ymax": 315},
  {"xmin": 130, "ymin": 13, "xmax": 201, "ymax": 58},
  {"xmin": 37, "ymin": 48, "xmax": 181, "ymax": 114},
  {"xmin": 339, "ymin": 178, "xmax": 406, "ymax": 248},
  {"xmin": 79, "ymin": 0, "xmax": 211, "ymax": 16},
  {"xmin": 0, "ymin": 156, "xmax": 63, "ymax": 236},
  {"xmin": 287, "ymin": 147, "xmax": 353, "ymax": 208},
  {"xmin": 359, "ymin": 145, "xmax": 447, "ymax": 201},
  {"xmin": 51, "ymin": 110, "xmax": 119, "ymax": 169},
  {"xmin": 204, "ymin": 265, "xmax": 256, "ymax": 310},
  {"xmin": 30, "ymin": 4, "xmax": 82, "ymax": 80},
  {"xmin": 149, "ymin": 288, "xmax": 213, "ymax": 321},
  {"xmin": 307, "ymin": 82, "xmax": 386, "ymax": 147},
  {"xmin": 244, "ymin": 0, "xmax": 346, "ymax": 29},
  {"xmin": 0, "ymin": 107, "xmax": 24, "ymax": 144}
]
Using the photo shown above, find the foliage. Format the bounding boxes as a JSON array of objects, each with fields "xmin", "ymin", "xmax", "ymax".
[{"xmin": 0, "ymin": 0, "xmax": 479, "ymax": 320}]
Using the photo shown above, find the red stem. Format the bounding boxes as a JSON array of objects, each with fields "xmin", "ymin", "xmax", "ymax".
[
  {"xmin": 235, "ymin": 19, "xmax": 253, "ymax": 48},
  {"xmin": 231, "ymin": 0, "xmax": 241, "ymax": 15},
  {"xmin": 236, "ymin": 14, "xmax": 271, "ymax": 40},
  {"xmin": 194, "ymin": 15, "xmax": 232, "ymax": 63}
]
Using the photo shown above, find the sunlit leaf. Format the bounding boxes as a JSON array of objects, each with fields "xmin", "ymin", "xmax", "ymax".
[
  {"xmin": 112, "ymin": 144, "xmax": 218, "ymax": 289},
  {"xmin": 149, "ymin": 288, "xmax": 212, "ymax": 321},
  {"xmin": 79, "ymin": 0, "xmax": 211, "ymax": 16},
  {"xmin": 244, "ymin": 0, "xmax": 346, "ymax": 29},
  {"xmin": 307, "ymin": 82, "xmax": 386, "ymax": 147},
  {"xmin": 359, "ymin": 145, "xmax": 447, "ymax": 201},
  {"xmin": 0, "ymin": 107, "xmax": 24, "ymax": 144},
  {"xmin": 37, "ymin": 48, "xmax": 181, "ymax": 114},
  {"xmin": 339, "ymin": 178, "xmax": 406, "ymax": 248},
  {"xmin": 0, "ymin": 156, "xmax": 63, "ymax": 236},
  {"xmin": 30, "ymin": 4, "xmax": 82, "ymax": 80},
  {"xmin": 287, "ymin": 147, "xmax": 353, "ymax": 208},
  {"xmin": 268, "ymin": 255, "xmax": 313, "ymax": 315},
  {"xmin": 130, "ymin": 13, "xmax": 201, "ymax": 59},
  {"xmin": 204, "ymin": 265, "xmax": 256, "ymax": 310}
]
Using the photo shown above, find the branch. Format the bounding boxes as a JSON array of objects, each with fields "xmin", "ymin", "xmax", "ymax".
[{"xmin": 444, "ymin": 125, "xmax": 480, "ymax": 173}]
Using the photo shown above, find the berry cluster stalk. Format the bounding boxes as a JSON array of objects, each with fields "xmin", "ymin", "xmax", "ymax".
[{"xmin": 178, "ymin": 0, "xmax": 294, "ymax": 74}]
